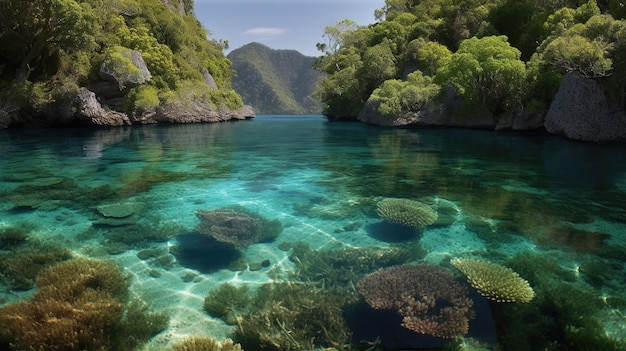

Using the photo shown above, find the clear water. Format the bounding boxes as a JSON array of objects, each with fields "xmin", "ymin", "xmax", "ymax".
[{"xmin": 1, "ymin": 115, "xmax": 626, "ymax": 350}]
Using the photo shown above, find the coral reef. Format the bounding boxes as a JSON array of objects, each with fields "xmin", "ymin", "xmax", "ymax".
[
  {"xmin": 204, "ymin": 283, "xmax": 250, "ymax": 324},
  {"xmin": 0, "ymin": 258, "xmax": 168, "ymax": 351},
  {"xmin": 289, "ymin": 242, "xmax": 418, "ymax": 288},
  {"xmin": 195, "ymin": 205, "xmax": 282, "ymax": 247},
  {"xmin": 451, "ymin": 258, "xmax": 535, "ymax": 303},
  {"xmin": 0, "ymin": 226, "xmax": 72, "ymax": 290},
  {"xmin": 233, "ymin": 282, "xmax": 352, "ymax": 350},
  {"xmin": 376, "ymin": 198, "xmax": 438, "ymax": 228},
  {"xmin": 357, "ymin": 264, "xmax": 474, "ymax": 339},
  {"xmin": 170, "ymin": 336, "xmax": 243, "ymax": 351}
]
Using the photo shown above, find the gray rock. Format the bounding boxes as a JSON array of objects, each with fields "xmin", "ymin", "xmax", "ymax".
[
  {"xmin": 545, "ymin": 72, "xmax": 626, "ymax": 142},
  {"xmin": 201, "ymin": 68, "xmax": 218, "ymax": 90},
  {"xmin": 131, "ymin": 99, "xmax": 255, "ymax": 124},
  {"xmin": 43, "ymin": 88, "xmax": 130, "ymax": 126},
  {"xmin": 99, "ymin": 48, "xmax": 151, "ymax": 90}
]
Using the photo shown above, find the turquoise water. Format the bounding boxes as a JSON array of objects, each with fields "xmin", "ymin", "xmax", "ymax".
[{"xmin": 1, "ymin": 115, "xmax": 626, "ymax": 350}]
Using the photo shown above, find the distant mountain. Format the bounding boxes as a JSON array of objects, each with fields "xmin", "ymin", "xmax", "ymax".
[{"xmin": 227, "ymin": 43, "xmax": 323, "ymax": 115}]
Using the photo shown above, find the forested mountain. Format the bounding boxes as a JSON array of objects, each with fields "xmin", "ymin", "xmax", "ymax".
[
  {"xmin": 228, "ymin": 43, "xmax": 323, "ymax": 115},
  {"xmin": 0, "ymin": 0, "xmax": 247, "ymax": 127},
  {"xmin": 315, "ymin": 0, "xmax": 626, "ymax": 133}
]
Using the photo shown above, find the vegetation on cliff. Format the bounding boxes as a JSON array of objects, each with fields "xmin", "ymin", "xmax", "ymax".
[
  {"xmin": 314, "ymin": 0, "xmax": 626, "ymax": 123},
  {"xmin": 0, "ymin": 0, "xmax": 242, "ymax": 124},
  {"xmin": 228, "ymin": 42, "xmax": 323, "ymax": 115}
]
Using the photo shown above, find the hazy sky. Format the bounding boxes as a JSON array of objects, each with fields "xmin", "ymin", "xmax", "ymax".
[{"xmin": 194, "ymin": 0, "xmax": 385, "ymax": 57}]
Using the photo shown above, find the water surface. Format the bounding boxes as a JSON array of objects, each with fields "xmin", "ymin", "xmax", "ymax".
[{"xmin": 1, "ymin": 115, "xmax": 625, "ymax": 350}]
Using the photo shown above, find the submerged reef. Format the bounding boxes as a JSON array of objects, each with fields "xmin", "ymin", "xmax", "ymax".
[
  {"xmin": 357, "ymin": 264, "xmax": 474, "ymax": 339},
  {"xmin": 170, "ymin": 337, "xmax": 243, "ymax": 351},
  {"xmin": 288, "ymin": 241, "xmax": 419, "ymax": 288},
  {"xmin": 0, "ymin": 258, "xmax": 168, "ymax": 351},
  {"xmin": 451, "ymin": 258, "xmax": 535, "ymax": 303},
  {"xmin": 204, "ymin": 283, "xmax": 251, "ymax": 324},
  {"xmin": 233, "ymin": 282, "xmax": 352, "ymax": 351},
  {"xmin": 195, "ymin": 205, "xmax": 282, "ymax": 247},
  {"xmin": 0, "ymin": 223, "xmax": 72, "ymax": 290},
  {"xmin": 376, "ymin": 198, "xmax": 438, "ymax": 228}
]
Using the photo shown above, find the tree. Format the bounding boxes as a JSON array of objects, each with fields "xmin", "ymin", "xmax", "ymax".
[
  {"xmin": 0, "ymin": 0, "xmax": 91, "ymax": 82},
  {"xmin": 435, "ymin": 35, "xmax": 527, "ymax": 114},
  {"xmin": 368, "ymin": 71, "xmax": 440, "ymax": 118},
  {"xmin": 316, "ymin": 19, "xmax": 360, "ymax": 56}
]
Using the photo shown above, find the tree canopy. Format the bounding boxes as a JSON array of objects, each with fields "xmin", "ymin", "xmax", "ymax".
[
  {"xmin": 315, "ymin": 0, "xmax": 626, "ymax": 123},
  {"xmin": 0, "ymin": 0, "xmax": 242, "ymax": 113}
]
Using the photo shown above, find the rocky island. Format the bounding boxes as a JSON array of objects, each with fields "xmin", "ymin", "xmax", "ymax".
[{"xmin": 0, "ymin": 0, "xmax": 254, "ymax": 129}]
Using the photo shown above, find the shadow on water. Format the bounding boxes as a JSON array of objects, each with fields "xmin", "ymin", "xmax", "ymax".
[
  {"xmin": 172, "ymin": 232, "xmax": 241, "ymax": 273},
  {"xmin": 366, "ymin": 222, "xmax": 420, "ymax": 242}
]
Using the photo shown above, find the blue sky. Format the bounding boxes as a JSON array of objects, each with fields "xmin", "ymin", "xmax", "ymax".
[{"xmin": 194, "ymin": 0, "xmax": 385, "ymax": 57}]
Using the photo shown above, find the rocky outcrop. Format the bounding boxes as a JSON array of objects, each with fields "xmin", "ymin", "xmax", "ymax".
[
  {"xmin": 545, "ymin": 72, "xmax": 626, "ymax": 143},
  {"xmin": 40, "ymin": 88, "xmax": 131, "ymax": 126},
  {"xmin": 89, "ymin": 47, "xmax": 152, "ymax": 109},
  {"xmin": 358, "ymin": 87, "xmax": 543, "ymax": 131},
  {"xmin": 132, "ymin": 100, "xmax": 255, "ymax": 124}
]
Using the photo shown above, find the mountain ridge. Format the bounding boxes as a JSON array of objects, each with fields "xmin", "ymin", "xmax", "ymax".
[{"xmin": 228, "ymin": 42, "xmax": 322, "ymax": 115}]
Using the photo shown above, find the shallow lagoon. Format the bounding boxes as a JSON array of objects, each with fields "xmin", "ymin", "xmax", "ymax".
[{"xmin": 1, "ymin": 115, "xmax": 626, "ymax": 350}]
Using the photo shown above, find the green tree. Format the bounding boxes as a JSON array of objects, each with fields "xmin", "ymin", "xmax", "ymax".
[
  {"xmin": 435, "ymin": 35, "xmax": 527, "ymax": 115},
  {"xmin": 316, "ymin": 19, "xmax": 360, "ymax": 56},
  {"xmin": 0, "ymin": 0, "xmax": 92, "ymax": 82},
  {"xmin": 368, "ymin": 71, "xmax": 440, "ymax": 118}
]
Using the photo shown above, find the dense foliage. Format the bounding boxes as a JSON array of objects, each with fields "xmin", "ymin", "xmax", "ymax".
[
  {"xmin": 228, "ymin": 42, "xmax": 323, "ymax": 115},
  {"xmin": 0, "ymin": 0, "xmax": 242, "ymax": 115},
  {"xmin": 315, "ymin": 0, "xmax": 626, "ymax": 122}
]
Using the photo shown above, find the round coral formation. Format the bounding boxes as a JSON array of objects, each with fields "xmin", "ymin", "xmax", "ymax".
[
  {"xmin": 451, "ymin": 258, "xmax": 535, "ymax": 303},
  {"xmin": 376, "ymin": 198, "xmax": 438, "ymax": 228},
  {"xmin": 195, "ymin": 206, "xmax": 282, "ymax": 247},
  {"xmin": 357, "ymin": 264, "xmax": 474, "ymax": 339}
]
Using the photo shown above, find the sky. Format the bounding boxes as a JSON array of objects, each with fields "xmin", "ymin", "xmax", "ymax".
[{"xmin": 193, "ymin": 0, "xmax": 385, "ymax": 57}]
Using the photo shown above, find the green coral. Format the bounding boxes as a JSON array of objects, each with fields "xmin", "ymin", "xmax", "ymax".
[
  {"xmin": 376, "ymin": 197, "xmax": 438, "ymax": 228},
  {"xmin": 233, "ymin": 282, "xmax": 351, "ymax": 351},
  {"xmin": 451, "ymin": 258, "xmax": 535, "ymax": 303},
  {"xmin": 0, "ymin": 226, "xmax": 72, "ymax": 290},
  {"xmin": 204, "ymin": 283, "xmax": 251, "ymax": 324}
]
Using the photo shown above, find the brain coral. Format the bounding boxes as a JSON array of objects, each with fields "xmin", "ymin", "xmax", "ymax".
[
  {"xmin": 451, "ymin": 258, "xmax": 535, "ymax": 303},
  {"xmin": 376, "ymin": 198, "xmax": 438, "ymax": 228}
]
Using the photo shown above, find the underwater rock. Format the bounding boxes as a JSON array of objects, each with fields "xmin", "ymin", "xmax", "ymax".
[
  {"xmin": 96, "ymin": 202, "xmax": 136, "ymax": 218},
  {"xmin": 195, "ymin": 206, "xmax": 282, "ymax": 247}
]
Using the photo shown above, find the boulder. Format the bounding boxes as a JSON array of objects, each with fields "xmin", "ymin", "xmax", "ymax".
[
  {"xmin": 545, "ymin": 72, "xmax": 626, "ymax": 143},
  {"xmin": 132, "ymin": 99, "xmax": 255, "ymax": 124},
  {"xmin": 99, "ymin": 48, "xmax": 151, "ymax": 90},
  {"xmin": 42, "ymin": 88, "xmax": 131, "ymax": 126}
]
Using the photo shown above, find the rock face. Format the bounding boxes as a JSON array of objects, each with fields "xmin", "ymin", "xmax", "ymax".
[
  {"xmin": 357, "ymin": 88, "xmax": 543, "ymax": 131},
  {"xmin": 132, "ymin": 100, "xmax": 255, "ymax": 124},
  {"xmin": 545, "ymin": 72, "xmax": 626, "ymax": 143},
  {"xmin": 40, "ymin": 88, "xmax": 131, "ymax": 126},
  {"xmin": 2, "ymin": 47, "xmax": 254, "ymax": 128}
]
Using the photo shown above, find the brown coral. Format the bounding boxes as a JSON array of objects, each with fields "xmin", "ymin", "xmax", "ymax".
[
  {"xmin": 376, "ymin": 198, "xmax": 438, "ymax": 228},
  {"xmin": 357, "ymin": 264, "xmax": 474, "ymax": 339},
  {"xmin": 0, "ymin": 258, "xmax": 167, "ymax": 351},
  {"xmin": 171, "ymin": 336, "xmax": 243, "ymax": 351},
  {"xmin": 451, "ymin": 258, "xmax": 535, "ymax": 303},
  {"xmin": 195, "ymin": 206, "xmax": 282, "ymax": 247}
]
